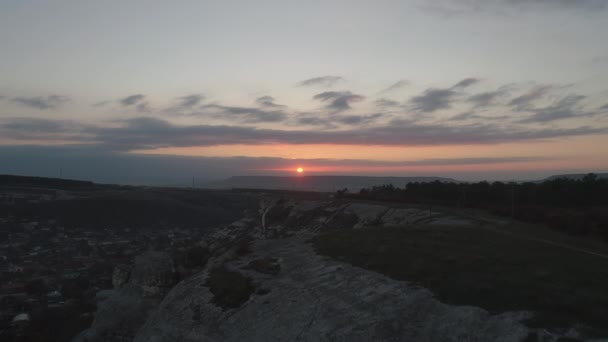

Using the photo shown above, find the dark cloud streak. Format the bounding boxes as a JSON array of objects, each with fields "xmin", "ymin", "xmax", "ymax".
[
  {"xmin": 194, "ymin": 104, "xmax": 287, "ymax": 123},
  {"xmin": 1, "ymin": 116, "xmax": 606, "ymax": 151},
  {"xmin": 380, "ymin": 80, "xmax": 409, "ymax": 93},
  {"xmin": 423, "ymin": 0, "xmax": 608, "ymax": 16},
  {"xmin": 11, "ymin": 95, "xmax": 70, "ymax": 110},
  {"xmin": 508, "ymin": 85, "xmax": 551, "ymax": 111},
  {"xmin": 467, "ymin": 90, "xmax": 506, "ymax": 107},
  {"xmin": 408, "ymin": 78, "xmax": 479, "ymax": 113},
  {"xmin": 409, "ymin": 88, "xmax": 458, "ymax": 112},
  {"xmin": 517, "ymin": 94, "xmax": 599, "ymax": 123},
  {"xmin": 452, "ymin": 78, "xmax": 480, "ymax": 89},
  {"xmin": 176, "ymin": 94, "xmax": 205, "ymax": 109},
  {"xmin": 313, "ymin": 91, "xmax": 365, "ymax": 112},
  {"xmin": 297, "ymin": 76, "xmax": 344, "ymax": 87},
  {"xmin": 119, "ymin": 94, "xmax": 146, "ymax": 106},
  {"xmin": 375, "ymin": 98, "xmax": 401, "ymax": 108},
  {"xmin": 255, "ymin": 96, "xmax": 284, "ymax": 108}
]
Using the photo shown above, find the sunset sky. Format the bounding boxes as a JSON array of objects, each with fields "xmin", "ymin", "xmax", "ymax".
[{"xmin": 1, "ymin": 0, "xmax": 607, "ymax": 184}]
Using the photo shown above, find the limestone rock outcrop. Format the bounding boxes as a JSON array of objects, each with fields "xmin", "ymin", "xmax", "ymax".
[
  {"xmin": 133, "ymin": 238, "xmax": 531, "ymax": 342},
  {"xmin": 112, "ymin": 264, "xmax": 131, "ymax": 289},
  {"xmin": 73, "ymin": 252, "xmax": 176, "ymax": 342},
  {"xmin": 129, "ymin": 252, "xmax": 176, "ymax": 298}
]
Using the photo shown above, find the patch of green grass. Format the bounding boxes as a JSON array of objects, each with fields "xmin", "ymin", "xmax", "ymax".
[
  {"xmin": 313, "ymin": 225, "xmax": 608, "ymax": 337},
  {"xmin": 206, "ymin": 267, "xmax": 254, "ymax": 309}
]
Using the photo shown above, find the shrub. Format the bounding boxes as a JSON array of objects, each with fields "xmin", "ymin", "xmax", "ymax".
[{"xmin": 206, "ymin": 267, "xmax": 254, "ymax": 309}]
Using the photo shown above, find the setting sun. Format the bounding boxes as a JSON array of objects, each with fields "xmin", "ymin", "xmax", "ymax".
[{"xmin": 296, "ymin": 167, "xmax": 304, "ymax": 173}]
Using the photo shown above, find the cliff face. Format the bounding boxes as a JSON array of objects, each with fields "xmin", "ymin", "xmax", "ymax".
[
  {"xmin": 74, "ymin": 252, "xmax": 177, "ymax": 342},
  {"xmin": 79, "ymin": 198, "xmax": 580, "ymax": 341},
  {"xmin": 134, "ymin": 237, "xmax": 529, "ymax": 342},
  {"xmin": 129, "ymin": 252, "xmax": 177, "ymax": 298},
  {"xmin": 128, "ymin": 199, "xmax": 531, "ymax": 342}
]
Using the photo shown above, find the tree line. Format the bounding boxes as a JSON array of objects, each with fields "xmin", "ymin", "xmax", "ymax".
[{"xmin": 341, "ymin": 174, "xmax": 608, "ymax": 240}]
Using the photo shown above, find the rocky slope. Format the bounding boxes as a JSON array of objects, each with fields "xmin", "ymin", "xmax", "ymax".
[
  {"xmin": 73, "ymin": 252, "xmax": 177, "ymax": 342},
  {"xmin": 77, "ymin": 197, "xmax": 586, "ymax": 341},
  {"xmin": 135, "ymin": 237, "xmax": 529, "ymax": 342}
]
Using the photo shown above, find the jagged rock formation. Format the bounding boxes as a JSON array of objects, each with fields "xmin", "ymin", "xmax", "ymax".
[
  {"xmin": 74, "ymin": 252, "xmax": 177, "ymax": 342},
  {"xmin": 134, "ymin": 237, "xmax": 530, "ymax": 342},
  {"xmin": 265, "ymin": 199, "xmax": 474, "ymax": 235},
  {"xmin": 129, "ymin": 252, "xmax": 177, "ymax": 298},
  {"xmin": 79, "ymin": 198, "xmax": 585, "ymax": 341},
  {"xmin": 112, "ymin": 265, "xmax": 131, "ymax": 289}
]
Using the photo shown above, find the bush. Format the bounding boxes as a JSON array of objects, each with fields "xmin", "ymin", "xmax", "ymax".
[
  {"xmin": 206, "ymin": 267, "xmax": 254, "ymax": 309},
  {"xmin": 184, "ymin": 246, "xmax": 210, "ymax": 268},
  {"xmin": 235, "ymin": 238, "xmax": 252, "ymax": 256}
]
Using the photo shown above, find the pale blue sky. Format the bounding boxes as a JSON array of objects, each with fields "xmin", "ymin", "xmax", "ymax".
[
  {"xmin": 2, "ymin": 1, "xmax": 606, "ymax": 103},
  {"xmin": 1, "ymin": 0, "xmax": 607, "ymax": 182}
]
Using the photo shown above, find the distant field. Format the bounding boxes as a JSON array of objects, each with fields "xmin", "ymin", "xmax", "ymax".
[{"xmin": 313, "ymin": 222, "xmax": 608, "ymax": 337}]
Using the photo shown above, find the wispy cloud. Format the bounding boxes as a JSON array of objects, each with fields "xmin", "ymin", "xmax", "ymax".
[
  {"xmin": 93, "ymin": 118, "xmax": 608, "ymax": 150},
  {"xmin": 296, "ymin": 116, "xmax": 337, "ymax": 129},
  {"xmin": 380, "ymin": 80, "xmax": 409, "ymax": 93},
  {"xmin": 92, "ymin": 100, "xmax": 111, "ymax": 107},
  {"xmin": 313, "ymin": 91, "xmax": 365, "ymax": 112},
  {"xmin": 422, "ymin": 0, "xmax": 608, "ymax": 16},
  {"xmin": 508, "ymin": 85, "xmax": 552, "ymax": 111},
  {"xmin": 375, "ymin": 98, "xmax": 401, "ymax": 108},
  {"xmin": 136, "ymin": 102, "xmax": 152, "ymax": 113},
  {"xmin": 119, "ymin": 94, "xmax": 146, "ymax": 106},
  {"xmin": 518, "ymin": 94, "xmax": 600, "ymax": 123},
  {"xmin": 297, "ymin": 76, "xmax": 344, "ymax": 88},
  {"xmin": 194, "ymin": 104, "xmax": 287, "ymax": 123},
  {"xmin": 467, "ymin": 88, "xmax": 510, "ymax": 108},
  {"xmin": 0, "ymin": 117, "xmax": 88, "ymax": 141},
  {"xmin": 409, "ymin": 88, "xmax": 458, "ymax": 112},
  {"xmin": 448, "ymin": 111, "xmax": 509, "ymax": 121},
  {"xmin": 175, "ymin": 94, "xmax": 205, "ymax": 109},
  {"xmin": 117, "ymin": 94, "xmax": 151, "ymax": 112},
  {"xmin": 408, "ymin": 78, "xmax": 479, "ymax": 113},
  {"xmin": 334, "ymin": 114, "xmax": 384, "ymax": 125},
  {"xmin": 3, "ymin": 116, "xmax": 604, "ymax": 151},
  {"xmin": 452, "ymin": 78, "xmax": 480, "ymax": 89},
  {"xmin": 506, "ymin": 0, "xmax": 607, "ymax": 10},
  {"xmin": 255, "ymin": 96, "xmax": 284, "ymax": 108},
  {"xmin": 296, "ymin": 112, "xmax": 383, "ymax": 128},
  {"xmin": 12, "ymin": 95, "xmax": 70, "ymax": 110},
  {"xmin": 448, "ymin": 111, "xmax": 478, "ymax": 121}
]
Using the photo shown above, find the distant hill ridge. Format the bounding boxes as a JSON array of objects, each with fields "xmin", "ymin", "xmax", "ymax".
[
  {"xmin": 206, "ymin": 175, "xmax": 457, "ymax": 192},
  {"xmin": 544, "ymin": 173, "xmax": 608, "ymax": 181},
  {"xmin": 0, "ymin": 174, "xmax": 94, "ymax": 189}
]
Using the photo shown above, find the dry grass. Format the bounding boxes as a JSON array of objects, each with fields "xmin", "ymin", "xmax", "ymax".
[{"xmin": 313, "ymin": 224, "xmax": 608, "ymax": 337}]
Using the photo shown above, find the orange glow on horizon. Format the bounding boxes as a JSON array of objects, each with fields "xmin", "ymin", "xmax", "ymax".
[
  {"xmin": 127, "ymin": 135, "xmax": 608, "ymax": 175},
  {"xmin": 264, "ymin": 159, "xmax": 603, "ymax": 174},
  {"xmin": 296, "ymin": 167, "xmax": 304, "ymax": 173}
]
